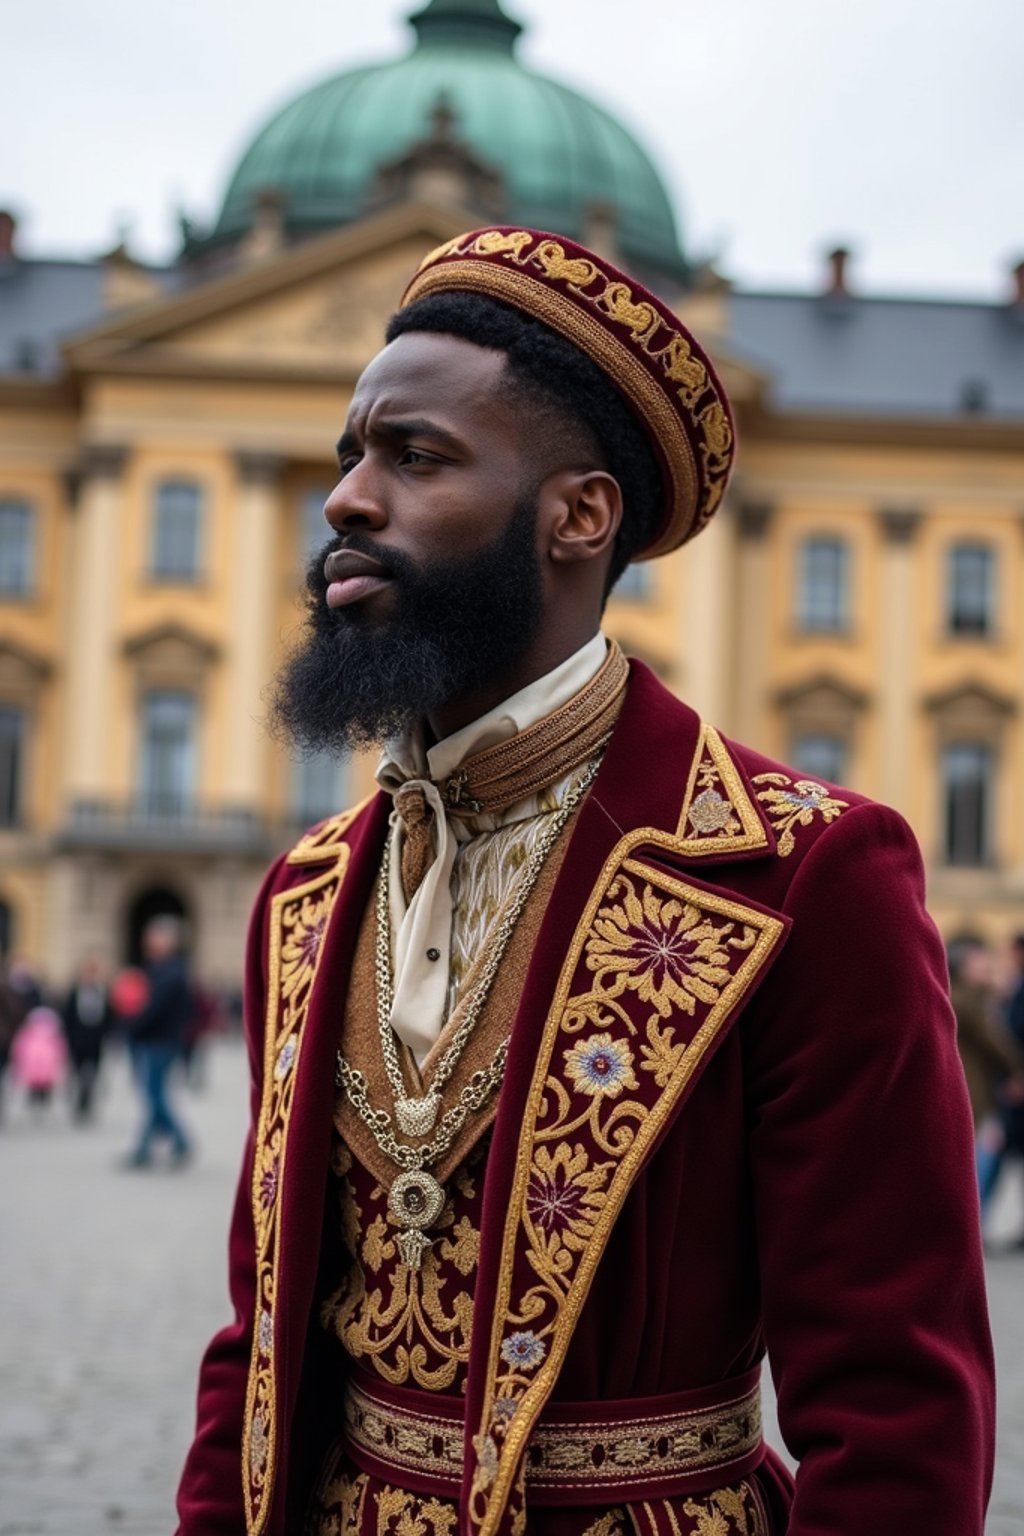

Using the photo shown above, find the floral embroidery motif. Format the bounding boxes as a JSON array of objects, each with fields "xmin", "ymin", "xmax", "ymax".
[
  {"xmin": 320, "ymin": 1150, "xmax": 483, "ymax": 1393},
  {"xmin": 241, "ymin": 846, "xmax": 351, "ymax": 1536},
  {"xmin": 500, "ymin": 1331, "xmax": 546, "ymax": 1371},
  {"xmin": 680, "ymin": 1481, "xmax": 769, "ymax": 1536},
  {"xmin": 469, "ymin": 857, "xmax": 785, "ymax": 1536},
  {"xmin": 586, "ymin": 878, "xmax": 744, "ymax": 1020},
  {"xmin": 564, "ymin": 1033, "xmax": 638, "ymax": 1098},
  {"xmin": 752, "ymin": 772, "xmax": 849, "ymax": 858},
  {"xmin": 675, "ymin": 724, "xmax": 770, "ymax": 857}
]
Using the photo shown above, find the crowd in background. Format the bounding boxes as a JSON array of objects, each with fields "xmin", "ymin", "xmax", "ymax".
[
  {"xmin": 0, "ymin": 923, "xmax": 242, "ymax": 1166},
  {"xmin": 4, "ymin": 923, "xmax": 1024, "ymax": 1218},
  {"xmin": 949, "ymin": 933, "xmax": 1024, "ymax": 1245}
]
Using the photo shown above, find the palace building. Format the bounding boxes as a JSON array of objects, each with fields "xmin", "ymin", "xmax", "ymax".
[{"xmin": 1, "ymin": 0, "xmax": 1023, "ymax": 983}]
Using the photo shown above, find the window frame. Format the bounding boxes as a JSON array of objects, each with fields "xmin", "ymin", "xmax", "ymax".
[
  {"xmin": 946, "ymin": 541, "xmax": 995, "ymax": 639},
  {"xmin": 150, "ymin": 478, "xmax": 203, "ymax": 584},
  {"xmin": 941, "ymin": 740, "xmax": 994, "ymax": 868},
  {"xmin": 138, "ymin": 690, "xmax": 198, "ymax": 820},
  {"xmin": 0, "ymin": 499, "xmax": 36, "ymax": 597},
  {"xmin": 796, "ymin": 535, "xmax": 850, "ymax": 634},
  {"xmin": 0, "ymin": 703, "xmax": 27, "ymax": 827},
  {"xmin": 790, "ymin": 731, "xmax": 847, "ymax": 786}
]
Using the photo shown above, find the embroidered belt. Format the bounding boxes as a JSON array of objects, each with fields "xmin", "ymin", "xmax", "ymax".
[{"xmin": 342, "ymin": 1368, "xmax": 764, "ymax": 1507}]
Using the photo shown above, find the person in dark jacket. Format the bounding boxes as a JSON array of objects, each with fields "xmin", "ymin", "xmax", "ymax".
[
  {"xmin": 123, "ymin": 916, "xmax": 192, "ymax": 1167},
  {"xmin": 61, "ymin": 954, "xmax": 115, "ymax": 1121}
]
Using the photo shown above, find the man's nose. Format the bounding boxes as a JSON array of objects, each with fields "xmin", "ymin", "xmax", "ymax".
[{"xmin": 324, "ymin": 465, "xmax": 387, "ymax": 534}]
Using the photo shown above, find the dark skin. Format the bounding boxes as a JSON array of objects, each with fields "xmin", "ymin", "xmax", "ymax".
[{"xmin": 324, "ymin": 331, "xmax": 622, "ymax": 739}]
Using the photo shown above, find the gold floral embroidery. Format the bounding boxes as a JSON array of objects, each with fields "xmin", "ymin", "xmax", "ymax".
[
  {"xmin": 468, "ymin": 856, "xmax": 785, "ymax": 1536},
  {"xmin": 583, "ymin": 1514, "xmax": 628, "ymax": 1536},
  {"xmin": 375, "ymin": 1487, "xmax": 458, "ymax": 1535},
  {"xmin": 752, "ymin": 772, "xmax": 849, "ymax": 857},
  {"xmin": 242, "ymin": 846, "xmax": 351, "ymax": 1536},
  {"xmin": 586, "ymin": 877, "xmax": 745, "ymax": 1019},
  {"xmin": 680, "ymin": 1481, "xmax": 768, "ymax": 1536},
  {"xmin": 676, "ymin": 725, "xmax": 770, "ymax": 858},
  {"xmin": 321, "ymin": 1156, "xmax": 482, "ymax": 1393},
  {"xmin": 307, "ymin": 1459, "xmax": 368, "ymax": 1536}
]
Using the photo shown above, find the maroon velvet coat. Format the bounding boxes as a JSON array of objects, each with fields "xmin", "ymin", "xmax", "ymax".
[{"xmin": 176, "ymin": 662, "xmax": 994, "ymax": 1536}]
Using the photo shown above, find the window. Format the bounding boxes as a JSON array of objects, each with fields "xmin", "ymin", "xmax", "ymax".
[
  {"xmin": 0, "ymin": 706, "xmax": 25, "ymax": 826},
  {"xmin": 797, "ymin": 537, "xmax": 848, "ymax": 632},
  {"xmin": 0, "ymin": 500, "xmax": 35, "ymax": 595},
  {"xmin": 942, "ymin": 742, "xmax": 993, "ymax": 866},
  {"xmin": 611, "ymin": 563, "xmax": 653, "ymax": 602},
  {"xmin": 139, "ymin": 692, "xmax": 197, "ymax": 818},
  {"xmin": 291, "ymin": 749, "xmax": 349, "ymax": 826},
  {"xmin": 301, "ymin": 487, "xmax": 333, "ymax": 563},
  {"xmin": 947, "ymin": 543, "xmax": 994, "ymax": 637},
  {"xmin": 152, "ymin": 480, "xmax": 202, "ymax": 581},
  {"xmin": 791, "ymin": 732, "xmax": 846, "ymax": 785}
]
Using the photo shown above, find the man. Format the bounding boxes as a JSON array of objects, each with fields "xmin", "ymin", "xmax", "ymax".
[
  {"xmin": 177, "ymin": 228, "xmax": 993, "ymax": 1535},
  {"xmin": 123, "ymin": 915, "xmax": 192, "ymax": 1167}
]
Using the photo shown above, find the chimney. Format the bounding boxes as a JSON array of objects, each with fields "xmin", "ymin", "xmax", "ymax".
[
  {"xmin": 823, "ymin": 245, "xmax": 852, "ymax": 298},
  {"xmin": 241, "ymin": 188, "xmax": 285, "ymax": 263},
  {"xmin": 0, "ymin": 210, "xmax": 17, "ymax": 261}
]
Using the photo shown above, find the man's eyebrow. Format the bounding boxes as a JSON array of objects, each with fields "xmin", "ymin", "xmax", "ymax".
[{"xmin": 336, "ymin": 417, "xmax": 464, "ymax": 462}]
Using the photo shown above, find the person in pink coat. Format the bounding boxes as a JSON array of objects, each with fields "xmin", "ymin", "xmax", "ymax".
[{"xmin": 11, "ymin": 1006, "xmax": 67, "ymax": 1110}]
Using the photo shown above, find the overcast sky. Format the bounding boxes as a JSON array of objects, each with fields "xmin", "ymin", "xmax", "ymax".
[{"xmin": 5, "ymin": 0, "xmax": 1022, "ymax": 299}]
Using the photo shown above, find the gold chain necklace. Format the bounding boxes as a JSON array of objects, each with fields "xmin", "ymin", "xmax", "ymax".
[{"xmin": 335, "ymin": 758, "xmax": 600, "ymax": 1269}]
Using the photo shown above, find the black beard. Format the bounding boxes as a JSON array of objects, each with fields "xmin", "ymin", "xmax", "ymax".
[{"xmin": 271, "ymin": 496, "xmax": 544, "ymax": 754}]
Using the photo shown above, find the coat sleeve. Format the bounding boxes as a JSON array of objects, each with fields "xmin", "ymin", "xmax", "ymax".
[
  {"xmin": 744, "ymin": 802, "xmax": 995, "ymax": 1533},
  {"xmin": 174, "ymin": 859, "xmax": 284, "ymax": 1535}
]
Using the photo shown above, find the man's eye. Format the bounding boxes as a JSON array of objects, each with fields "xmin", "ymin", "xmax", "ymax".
[
  {"xmin": 337, "ymin": 455, "xmax": 361, "ymax": 476},
  {"xmin": 401, "ymin": 447, "xmax": 434, "ymax": 466}
]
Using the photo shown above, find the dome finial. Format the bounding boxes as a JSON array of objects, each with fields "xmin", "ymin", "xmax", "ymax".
[{"xmin": 408, "ymin": 0, "xmax": 524, "ymax": 54}]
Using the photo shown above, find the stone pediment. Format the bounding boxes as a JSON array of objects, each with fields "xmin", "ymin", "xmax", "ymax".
[{"xmin": 63, "ymin": 202, "xmax": 472, "ymax": 383}]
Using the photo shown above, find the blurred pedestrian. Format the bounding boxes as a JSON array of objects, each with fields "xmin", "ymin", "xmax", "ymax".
[
  {"xmin": 948, "ymin": 939, "xmax": 1024, "ymax": 1211},
  {"xmin": 0, "ymin": 962, "xmax": 28, "ymax": 1118},
  {"xmin": 61, "ymin": 954, "xmax": 115, "ymax": 1122},
  {"xmin": 10, "ymin": 1005, "xmax": 67, "ymax": 1115},
  {"xmin": 122, "ymin": 916, "xmax": 192, "ymax": 1168}
]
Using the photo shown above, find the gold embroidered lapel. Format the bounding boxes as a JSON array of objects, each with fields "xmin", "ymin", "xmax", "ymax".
[
  {"xmin": 242, "ymin": 842, "xmax": 352, "ymax": 1536},
  {"xmin": 675, "ymin": 723, "xmax": 771, "ymax": 857},
  {"xmin": 467, "ymin": 836, "xmax": 786, "ymax": 1536},
  {"xmin": 285, "ymin": 796, "xmax": 375, "ymax": 866}
]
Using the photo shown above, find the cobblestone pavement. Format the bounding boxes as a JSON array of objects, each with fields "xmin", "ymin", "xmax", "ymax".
[{"xmin": 2, "ymin": 1037, "xmax": 1022, "ymax": 1534}]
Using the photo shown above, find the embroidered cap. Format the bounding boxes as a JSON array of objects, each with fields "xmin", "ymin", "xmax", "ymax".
[{"xmin": 399, "ymin": 227, "xmax": 736, "ymax": 559}]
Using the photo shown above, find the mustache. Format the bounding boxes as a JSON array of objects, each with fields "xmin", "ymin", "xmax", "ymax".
[{"xmin": 307, "ymin": 532, "xmax": 417, "ymax": 597}]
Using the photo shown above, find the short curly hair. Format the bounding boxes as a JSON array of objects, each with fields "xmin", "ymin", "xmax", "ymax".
[{"xmin": 384, "ymin": 292, "xmax": 663, "ymax": 592}]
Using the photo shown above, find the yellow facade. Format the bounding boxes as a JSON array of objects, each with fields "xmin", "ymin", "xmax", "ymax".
[{"xmin": 1, "ymin": 201, "xmax": 1023, "ymax": 986}]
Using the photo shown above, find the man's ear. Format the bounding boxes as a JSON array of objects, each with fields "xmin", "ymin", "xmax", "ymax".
[{"xmin": 542, "ymin": 469, "xmax": 623, "ymax": 566}]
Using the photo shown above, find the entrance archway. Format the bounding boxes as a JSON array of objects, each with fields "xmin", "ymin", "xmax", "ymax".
[{"xmin": 125, "ymin": 885, "xmax": 189, "ymax": 966}]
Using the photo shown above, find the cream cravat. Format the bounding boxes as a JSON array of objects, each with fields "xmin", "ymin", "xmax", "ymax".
[{"xmin": 377, "ymin": 632, "xmax": 608, "ymax": 1064}]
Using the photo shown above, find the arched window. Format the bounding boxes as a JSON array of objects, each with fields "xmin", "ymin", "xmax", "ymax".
[
  {"xmin": 0, "ymin": 500, "xmax": 35, "ymax": 595},
  {"xmin": 797, "ymin": 537, "xmax": 849, "ymax": 633},
  {"xmin": 942, "ymin": 742, "xmax": 993, "ymax": 866},
  {"xmin": 946, "ymin": 543, "xmax": 994, "ymax": 637},
  {"xmin": 151, "ymin": 480, "xmax": 202, "ymax": 581},
  {"xmin": 139, "ymin": 691, "xmax": 197, "ymax": 818}
]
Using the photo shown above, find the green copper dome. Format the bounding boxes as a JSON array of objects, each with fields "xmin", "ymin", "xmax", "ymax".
[{"xmin": 209, "ymin": 0, "xmax": 686, "ymax": 280}]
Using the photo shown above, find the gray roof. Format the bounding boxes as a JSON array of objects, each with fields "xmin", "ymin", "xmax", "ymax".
[
  {"xmin": 727, "ymin": 291, "xmax": 1024, "ymax": 421},
  {"xmin": 0, "ymin": 259, "xmax": 106, "ymax": 378},
  {"xmin": 2, "ymin": 251, "xmax": 1022, "ymax": 425}
]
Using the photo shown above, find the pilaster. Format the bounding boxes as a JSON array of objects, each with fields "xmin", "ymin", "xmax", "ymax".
[
  {"xmin": 877, "ymin": 507, "xmax": 921, "ymax": 813},
  {"xmin": 225, "ymin": 452, "xmax": 286, "ymax": 808},
  {"xmin": 62, "ymin": 445, "xmax": 129, "ymax": 809},
  {"xmin": 733, "ymin": 500, "xmax": 774, "ymax": 745}
]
